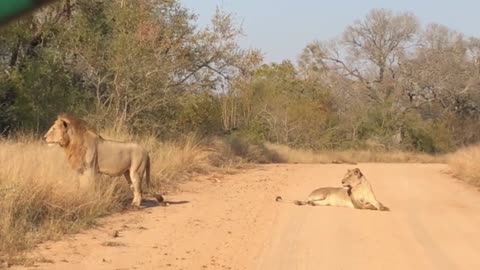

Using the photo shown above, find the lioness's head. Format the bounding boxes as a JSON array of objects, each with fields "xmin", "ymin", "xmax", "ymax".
[
  {"xmin": 44, "ymin": 116, "xmax": 71, "ymax": 147},
  {"xmin": 341, "ymin": 168, "xmax": 364, "ymax": 188}
]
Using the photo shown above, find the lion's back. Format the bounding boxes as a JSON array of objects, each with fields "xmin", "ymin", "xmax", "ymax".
[{"xmin": 96, "ymin": 140, "xmax": 148, "ymax": 175}]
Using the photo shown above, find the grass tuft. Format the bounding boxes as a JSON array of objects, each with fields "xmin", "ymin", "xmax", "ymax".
[{"xmin": 447, "ymin": 144, "xmax": 480, "ymax": 186}]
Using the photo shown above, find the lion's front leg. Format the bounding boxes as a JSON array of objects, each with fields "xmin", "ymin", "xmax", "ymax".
[
  {"xmin": 79, "ymin": 147, "xmax": 97, "ymax": 191},
  {"xmin": 79, "ymin": 168, "xmax": 95, "ymax": 191}
]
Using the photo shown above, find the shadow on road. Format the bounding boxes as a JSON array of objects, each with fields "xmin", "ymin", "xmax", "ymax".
[{"xmin": 142, "ymin": 199, "xmax": 190, "ymax": 208}]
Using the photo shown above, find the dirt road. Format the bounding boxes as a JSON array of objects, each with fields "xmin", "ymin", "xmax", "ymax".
[{"xmin": 13, "ymin": 164, "xmax": 480, "ymax": 270}]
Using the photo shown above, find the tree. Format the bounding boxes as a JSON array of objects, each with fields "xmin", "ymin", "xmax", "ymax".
[
  {"xmin": 226, "ymin": 61, "xmax": 336, "ymax": 148},
  {"xmin": 342, "ymin": 9, "xmax": 418, "ymax": 83},
  {"xmin": 0, "ymin": 0, "xmax": 257, "ymax": 136},
  {"xmin": 398, "ymin": 24, "xmax": 480, "ymax": 145}
]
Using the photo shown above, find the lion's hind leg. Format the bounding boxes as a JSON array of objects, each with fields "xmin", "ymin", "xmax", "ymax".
[
  {"xmin": 307, "ymin": 199, "xmax": 330, "ymax": 206},
  {"xmin": 123, "ymin": 171, "xmax": 140, "ymax": 208},
  {"xmin": 306, "ymin": 196, "xmax": 330, "ymax": 206},
  {"xmin": 306, "ymin": 193, "xmax": 328, "ymax": 206},
  {"xmin": 129, "ymin": 171, "xmax": 143, "ymax": 207}
]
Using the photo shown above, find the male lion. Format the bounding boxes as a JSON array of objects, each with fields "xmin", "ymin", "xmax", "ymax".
[
  {"xmin": 275, "ymin": 168, "xmax": 389, "ymax": 211},
  {"xmin": 44, "ymin": 113, "xmax": 163, "ymax": 207}
]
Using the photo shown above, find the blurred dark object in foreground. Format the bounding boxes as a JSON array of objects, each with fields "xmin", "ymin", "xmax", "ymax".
[{"xmin": 0, "ymin": 0, "xmax": 59, "ymax": 27}]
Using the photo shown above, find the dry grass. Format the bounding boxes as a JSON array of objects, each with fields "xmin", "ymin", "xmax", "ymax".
[
  {"xmin": 0, "ymin": 139, "xmax": 127, "ymax": 259},
  {"xmin": 207, "ymin": 136, "xmax": 274, "ymax": 165},
  {"xmin": 447, "ymin": 144, "xmax": 480, "ymax": 186},
  {"xmin": 264, "ymin": 143, "xmax": 445, "ymax": 164},
  {"xmin": 0, "ymin": 132, "xmax": 453, "ymax": 263},
  {"xmin": 0, "ymin": 133, "xmax": 225, "ymax": 262}
]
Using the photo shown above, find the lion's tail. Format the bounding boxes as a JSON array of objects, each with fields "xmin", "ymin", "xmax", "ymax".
[
  {"xmin": 145, "ymin": 154, "xmax": 151, "ymax": 189},
  {"xmin": 275, "ymin": 196, "xmax": 308, "ymax": 206},
  {"xmin": 145, "ymin": 154, "xmax": 165, "ymax": 204}
]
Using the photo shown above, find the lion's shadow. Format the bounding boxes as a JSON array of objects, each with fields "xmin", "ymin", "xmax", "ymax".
[
  {"xmin": 121, "ymin": 198, "xmax": 190, "ymax": 210},
  {"xmin": 142, "ymin": 199, "xmax": 190, "ymax": 208}
]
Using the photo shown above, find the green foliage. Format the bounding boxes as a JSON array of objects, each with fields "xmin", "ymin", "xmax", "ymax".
[
  {"xmin": 236, "ymin": 120, "xmax": 269, "ymax": 145},
  {"xmin": 177, "ymin": 92, "xmax": 223, "ymax": 135},
  {"xmin": 357, "ymin": 105, "xmax": 399, "ymax": 143},
  {"xmin": 0, "ymin": 3, "xmax": 477, "ymax": 153},
  {"xmin": 0, "ymin": 80, "xmax": 17, "ymax": 135},
  {"xmin": 222, "ymin": 133, "xmax": 277, "ymax": 163},
  {"xmin": 401, "ymin": 114, "xmax": 453, "ymax": 153},
  {"xmin": 0, "ymin": 0, "xmax": 252, "ymax": 137},
  {"xmin": 230, "ymin": 61, "xmax": 337, "ymax": 149},
  {"xmin": 8, "ymin": 50, "xmax": 90, "ymax": 132}
]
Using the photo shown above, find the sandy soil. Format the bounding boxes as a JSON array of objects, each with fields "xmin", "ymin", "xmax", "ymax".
[{"xmin": 11, "ymin": 164, "xmax": 480, "ymax": 270}]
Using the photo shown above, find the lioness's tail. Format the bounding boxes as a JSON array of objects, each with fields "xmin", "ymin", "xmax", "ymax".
[{"xmin": 275, "ymin": 196, "xmax": 308, "ymax": 206}]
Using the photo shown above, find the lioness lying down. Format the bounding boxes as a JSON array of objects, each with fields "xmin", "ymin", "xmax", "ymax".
[
  {"xmin": 276, "ymin": 168, "xmax": 389, "ymax": 211},
  {"xmin": 44, "ymin": 113, "xmax": 164, "ymax": 207}
]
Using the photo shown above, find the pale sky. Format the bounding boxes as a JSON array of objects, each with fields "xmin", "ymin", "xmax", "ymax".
[{"xmin": 180, "ymin": 0, "xmax": 480, "ymax": 63}]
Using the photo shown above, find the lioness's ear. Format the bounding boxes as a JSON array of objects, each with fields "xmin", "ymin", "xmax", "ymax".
[{"xmin": 353, "ymin": 168, "xmax": 363, "ymax": 177}]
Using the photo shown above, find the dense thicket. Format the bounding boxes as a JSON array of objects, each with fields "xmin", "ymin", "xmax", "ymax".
[{"xmin": 1, "ymin": 1, "xmax": 479, "ymax": 153}]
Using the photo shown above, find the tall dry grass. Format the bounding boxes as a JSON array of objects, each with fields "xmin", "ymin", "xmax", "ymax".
[
  {"xmin": 264, "ymin": 143, "xmax": 444, "ymax": 164},
  {"xmin": 447, "ymin": 144, "xmax": 480, "ymax": 186},
  {"xmin": 0, "ymin": 140, "xmax": 124, "ymax": 257},
  {"xmin": 0, "ymin": 133, "xmax": 222, "ymax": 261}
]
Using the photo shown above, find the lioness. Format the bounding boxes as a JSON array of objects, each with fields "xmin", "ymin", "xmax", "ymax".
[
  {"xmin": 341, "ymin": 168, "xmax": 389, "ymax": 211},
  {"xmin": 276, "ymin": 168, "xmax": 389, "ymax": 211},
  {"xmin": 44, "ymin": 113, "xmax": 163, "ymax": 207},
  {"xmin": 276, "ymin": 187, "xmax": 354, "ymax": 208}
]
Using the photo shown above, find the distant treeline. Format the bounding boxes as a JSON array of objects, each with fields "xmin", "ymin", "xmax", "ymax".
[{"xmin": 1, "ymin": 1, "xmax": 479, "ymax": 153}]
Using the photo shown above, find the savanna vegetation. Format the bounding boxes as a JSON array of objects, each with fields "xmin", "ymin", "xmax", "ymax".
[{"xmin": 1, "ymin": 0, "xmax": 479, "ymax": 262}]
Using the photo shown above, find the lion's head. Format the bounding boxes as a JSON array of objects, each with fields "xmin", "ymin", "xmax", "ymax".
[
  {"xmin": 341, "ymin": 168, "xmax": 364, "ymax": 189},
  {"xmin": 44, "ymin": 113, "xmax": 98, "ymax": 171},
  {"xmin": 44, "ymin": 117, "xmax": 68, "ymax": 147},
  {"xmin": 44, "ymin": 114, "xmax": 88, "ymax": 146}
]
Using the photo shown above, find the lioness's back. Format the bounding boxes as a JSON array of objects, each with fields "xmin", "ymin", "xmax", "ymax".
[
  {"xmin": 308, "ymin": 187, "xmax": 349, "ymax": 199},
  {"xmin": 307, "ymin": 187, "xmax": 354, "ymax": 207}
]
